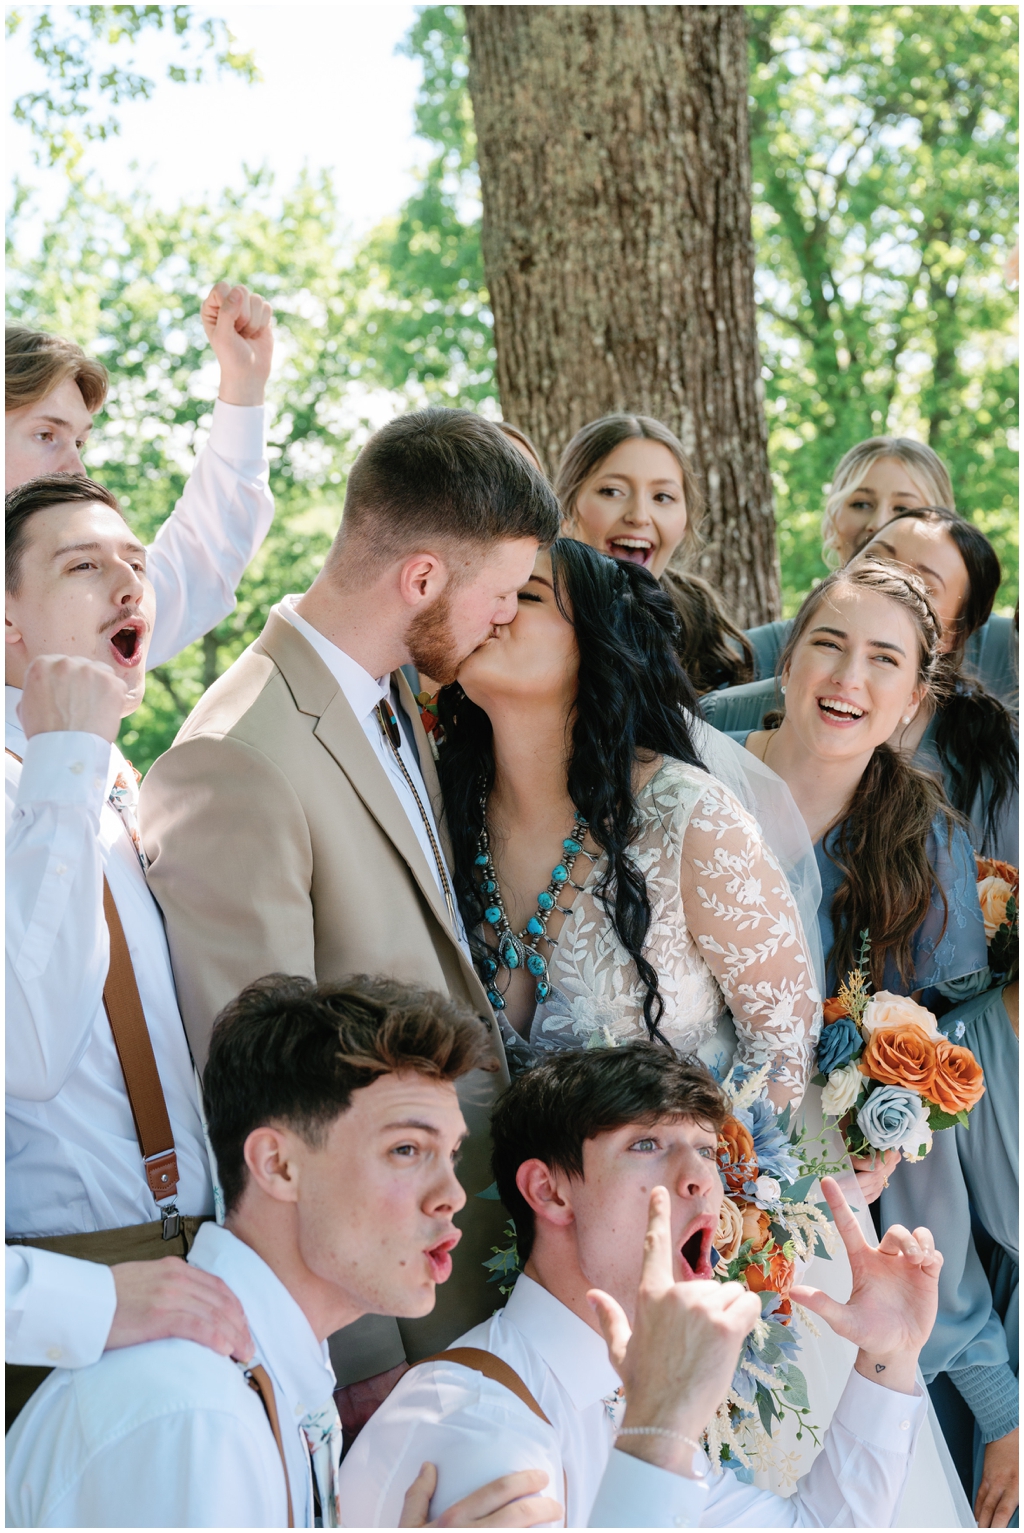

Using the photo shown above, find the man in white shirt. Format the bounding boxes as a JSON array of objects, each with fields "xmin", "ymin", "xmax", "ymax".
[
  {"xmin": 5, "ymin": 974, "xmax": 571, "ymax": 1529},
  {"xmin": 139, "ymin": 409, "xmax": 563, "ymax": 1401},
  {"xmin": 5, "ymin": 472, "xmax": 259, "ymax": 1425},
  {"xmin": 340, "ymin": 1043, "xmax": 944, "ymax": 1528},
  {"xmin": 6, "ymin": 285, "xmax": 276, "ymax": 665}
]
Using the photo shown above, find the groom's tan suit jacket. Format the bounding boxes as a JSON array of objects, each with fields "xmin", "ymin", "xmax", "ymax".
[{"xmin": 138, "ymin": 607, "xmax": 508, "ymax": 1378}]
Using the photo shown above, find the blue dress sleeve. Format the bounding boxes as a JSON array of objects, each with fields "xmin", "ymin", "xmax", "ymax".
[{"xmin": 906, "ymin": 819, "xmax": 987, "ymax": 995}]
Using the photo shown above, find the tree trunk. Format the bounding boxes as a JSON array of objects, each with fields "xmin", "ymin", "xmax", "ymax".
[{"xmin": 465, "ymin": 4, "xmax": 779, "ymax": 624}]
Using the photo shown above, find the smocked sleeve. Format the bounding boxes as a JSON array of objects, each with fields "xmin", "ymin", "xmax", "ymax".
[{"xmin": 681, "ymin": 777, "xmax": 822, "ymax": 1108}]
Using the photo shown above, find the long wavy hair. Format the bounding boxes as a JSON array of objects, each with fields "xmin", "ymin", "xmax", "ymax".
[
  {"xmin": 437, "ymin": 537, "xmax": 706, "ymax": 1041},
  {"xmin": 775, "ymin": 561, "xmax": 958, "ymax": 988},
  {"xmin": 867, "ymin": 505, "xmax": 1017, "ymax": 853}
]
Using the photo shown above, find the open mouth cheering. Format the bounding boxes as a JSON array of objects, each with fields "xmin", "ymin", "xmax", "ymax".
[
  {"xmin": 106, "ymin": 616, "xmax": 146, "ymax": 668},
  {"xmin": 678, "ymin": 1214, "xmax": 715, "ymax": 1280}
]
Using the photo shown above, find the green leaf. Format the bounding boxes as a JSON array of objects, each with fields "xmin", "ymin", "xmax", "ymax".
[
  {"xmin": 783, "ymin": 1364, "xmax": 810, "ymax": 1410},
  {"xmin": 780, "ymin": 1172, "xmax": 818, "ymax": 1204},
  {"xmin": 756, "ymin": 1384, "xmax": 780, "ymax": 1436}
]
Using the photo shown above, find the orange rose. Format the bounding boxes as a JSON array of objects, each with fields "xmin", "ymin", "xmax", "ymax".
[
  {"xmin": 976, "ymin": 855, "xmax": 1019, "ymax": 895},
  {"xmin": 717, "ymin": 1116, "xmax": 756, "ymax": 1193},
  {"xmin": 744, "ymin": 1247, "xmax": 795, "ymax": 1320},
  {"xmin": 929, "ymin": 1039, "xmax": 986, "ymax": 1114},
  {"xmin": 859, "ymin": 1024, "xmax": 938, "ymax": 1092},
  {"xmin": 978, "ymin": 876, "xmax": 1015, "ymax": 941},
  {"xmin": 739, "ymin": 1202, "xmax": 771, "ymax": 1253},
  {"xmin": 823, "ymin": 996, "xmax": 851, "ymax": 1025}
]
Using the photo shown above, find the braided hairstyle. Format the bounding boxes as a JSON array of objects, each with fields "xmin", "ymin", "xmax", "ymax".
[
  {"xmin": 775, "ymin": 560, "xmax": 959, "ymax": 989},
  {"xmin": 864, "ymin": 505, "xmax": 1017, "ymax": 853},
  {"xmin": 437, "ymin": 537, "xmax": 706, "ymax": 1042}
]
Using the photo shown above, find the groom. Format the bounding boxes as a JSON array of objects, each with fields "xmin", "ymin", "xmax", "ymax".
[{"xmin": 139, "ymin": 407, "xmax": 560, "ymax": 1396}]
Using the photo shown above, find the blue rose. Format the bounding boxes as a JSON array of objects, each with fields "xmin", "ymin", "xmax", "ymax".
[
  {"xmin": 856, "ymin": 1085, "xmax": 929, "ymax": 1153},
  {"xmin": 817, "ymin": 1015, "xmax": 862, "ymax": 1075}
]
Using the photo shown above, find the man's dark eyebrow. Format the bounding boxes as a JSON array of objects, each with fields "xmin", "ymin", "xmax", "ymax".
[
  {"xmin": 53, "ymin": 539, "xmax": 147, "ymax": 560},
  {"xmin": 382, "ymin": 1119, "xmax": 442, "ymax": 1136},
  {"xmin": 30, "ymin": 415, "xmax": 84, "ymax": 430}
]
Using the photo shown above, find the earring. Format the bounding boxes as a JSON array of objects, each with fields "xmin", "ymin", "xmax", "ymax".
[
  {"xmin": 902, "ymin": 715, "xmax": 910, "ymax": 725},
  {"xmin": 781, "ymin": 685, "xmax": 787, "ymax": 695}
]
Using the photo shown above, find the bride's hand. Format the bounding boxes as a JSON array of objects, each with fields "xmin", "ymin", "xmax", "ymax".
[
  {"xmin": 791, "ymin": 1175, "xmax": 942, "ymax": 1393},
  {"xmin": 850, "ymin": 1147, "xmax": 900, "ymax": 1203}
]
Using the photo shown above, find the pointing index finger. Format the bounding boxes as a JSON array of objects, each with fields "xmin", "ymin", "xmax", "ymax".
[
  {"xmin": 639, "ymin": 1186, "xmax": 674, "ymax": 1295},
  {"xmin": 819, "ymin": 1175, "xmax": 869, "ymax": 1255}
]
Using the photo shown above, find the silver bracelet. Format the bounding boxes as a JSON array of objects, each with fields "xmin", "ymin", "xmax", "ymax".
[{"xmin": 615, "ymin": 1427, "xmax": 708, "ymax": 1478}]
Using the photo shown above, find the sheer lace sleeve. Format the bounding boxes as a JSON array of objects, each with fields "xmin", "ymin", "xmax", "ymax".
[{"xmin": 680, "ymin": 777, "xmax": 822, "ymax": 1108}]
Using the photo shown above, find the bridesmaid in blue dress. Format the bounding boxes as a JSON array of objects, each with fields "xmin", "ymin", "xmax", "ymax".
[
  {"xmin": 706, "ymin": 507, "xmax": 1018, "ymax": 864},
  {"xmin": 731, "ymin": 558, "xmax": 1016, "ymax": 1523}
]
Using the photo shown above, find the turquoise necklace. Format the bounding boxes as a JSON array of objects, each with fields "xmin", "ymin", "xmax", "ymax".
[{"xmin": 474, "ymin": 788, "xmax": 591, "ymax": 1010}]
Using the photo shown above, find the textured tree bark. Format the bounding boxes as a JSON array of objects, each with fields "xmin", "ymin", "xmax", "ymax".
[{"xmin": 465, "ymin": 4, "xmax": 779, "ymax": 624}]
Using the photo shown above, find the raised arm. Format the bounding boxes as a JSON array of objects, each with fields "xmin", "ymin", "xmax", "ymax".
[
  {"xmin": 145, "ymin": 283, "xmax": 275, "ymax": 670},
  {"xmin": 680, "ymin": 777, "xmax": 822, "ymax": 1108}
]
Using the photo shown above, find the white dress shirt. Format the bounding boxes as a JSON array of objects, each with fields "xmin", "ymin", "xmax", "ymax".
[
  {"xmin": 5, "ymin": 1247, "xmax": 116, "ymax": 1369},
  {"xmin": 143, "ymin": 399, "xmax": 274, "ymax": 669},
  {"xmin": 277, "ymin": 595, "xmax": 469, "ymax": 951},
  {"xmin": 5, "ymin": 1224, "xmax": 336, "ymax": 1529},
  {"xmin": 338, "ymin": 1273, "xmax": 928, "ymax": 1529},
  {"xmin": 6, "ymin": 693, "xmax": 213, "ymax": 1235}
]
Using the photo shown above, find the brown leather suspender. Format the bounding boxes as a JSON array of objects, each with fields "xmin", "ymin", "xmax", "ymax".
[
  {"xmin": 101, "ymin": 877, "xmax": 180, "ymax": 1201},
  {"xmin": 6, "ymin": 747, "xmax": 180, "ymax": 1209},
  {"xmin": 246, "ymin": 1365, "xmax": 295, "ymax": 1528}
]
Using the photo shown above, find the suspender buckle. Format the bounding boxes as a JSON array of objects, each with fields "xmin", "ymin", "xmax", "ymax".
[{"xmin": 160, "ymin": 1203, "xmax": 182, "ymax": 1241}]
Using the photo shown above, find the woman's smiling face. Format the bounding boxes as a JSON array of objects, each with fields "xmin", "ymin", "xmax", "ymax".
[
  {"xmin": 831, "ymin": 456, "xmax": 932, "ymax": 565},
  {"xmin": 455, "ymin": 550, "xmax": 579, "ymax": 712},
  {"xmin": 854, "ymin": 517, "xmax": 969, "ymax": 652},
  {"xmin": 569, "ymin": 438, "xmax": 687, "ymax": 580},
  {"xmin": 782, "ymin": 583, "xmax": 925, "ymax": 762}
]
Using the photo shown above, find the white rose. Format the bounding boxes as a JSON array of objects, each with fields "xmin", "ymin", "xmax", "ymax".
[
  {"xmin": 861, "ymin": 991, "xmax": 939, "ymax": 1039},
  {"xmin": 821, "ymin": 1061, "xmax": 864, "ymax": 1117},
  {"xmin": 753, "ymin": 1175, "xmax": 782, "ymax": 1206},
  {"xmin": 900, "ymin": 1127, "xmax": 934, "ymax": 1163}
]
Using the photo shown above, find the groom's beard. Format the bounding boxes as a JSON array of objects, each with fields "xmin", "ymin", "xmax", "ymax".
[{"xmin": 405, "ymin": 590, "xmax": 464, "ymax": 687}]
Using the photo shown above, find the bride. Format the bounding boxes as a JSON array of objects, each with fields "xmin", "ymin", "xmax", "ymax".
[
  {"xmin": 437, "ymin": 536, "xmax": 821, "ymax": 1106},
  {"xmin": 437, "ymin": 536, "xmax": 972, "ymax": 1526}
]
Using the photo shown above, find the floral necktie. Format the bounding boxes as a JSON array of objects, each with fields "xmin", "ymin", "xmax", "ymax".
[
  {"xmin": 301, "ymin": 1399, "xmax": 344, "ymax": 1527},
  {"xmin": 107, "ymin": 762, "xmax": 147, "ymax": 872}
]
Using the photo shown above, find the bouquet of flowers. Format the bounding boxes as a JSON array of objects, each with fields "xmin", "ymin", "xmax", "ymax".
[
  {"xmin": 814, "ymin": 932, "xmax": 987, "ymax": 1161},
  {"xmin": 976, "ymin": 855, "xmax": 1018, "ymax": 981},
  {"xmin": 707, "ymin": 1062, "xmax": 840, "ymax": 1481}
]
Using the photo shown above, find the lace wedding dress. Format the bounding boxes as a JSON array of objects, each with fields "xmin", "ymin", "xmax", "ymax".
[{"xmin": 500, "ymin": 758, "xmax": 821, "ymax": 1105}]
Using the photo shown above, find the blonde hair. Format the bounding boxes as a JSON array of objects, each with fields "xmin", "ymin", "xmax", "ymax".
[
  {"xmin": 5, "ymin": 327, "xmax": 108, "ymax": 415},
  {"xmin": 820, "ymin": 437, "xmax": 955, "ymax": 566}
]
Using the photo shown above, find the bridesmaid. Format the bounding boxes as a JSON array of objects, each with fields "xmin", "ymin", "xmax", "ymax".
[
  {"xmin": 738, "ymin": 434, "xmax": 1016, "ymax": 702},
  {"xmin": 555, "ymin": 413, "xmax": 755, "ymax": 694}
]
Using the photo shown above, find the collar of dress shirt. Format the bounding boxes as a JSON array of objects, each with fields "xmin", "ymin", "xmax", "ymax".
[
  {"xmin": 188, "ymin": 1222, "xmax": 336, "ymax": 1420},
  {"xmin": 277, "ymin": 595, "xmax": 390, "ymax": 725},
  {"xmin": 503, "ymin": 1273, "xmax": 620, "ymax": 1410},
  {"xmin": 5, "ymin": 684, "xmax": 122, "ymax": 797}
]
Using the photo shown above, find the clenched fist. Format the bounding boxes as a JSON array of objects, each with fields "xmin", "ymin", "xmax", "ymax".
[
  {"xmin": 18, "ymin": 654, "xmax": 128, "ymax": 743},
  {"xmin": 201, "ymin": 282, "xmax": 274, "ymax": 407}
]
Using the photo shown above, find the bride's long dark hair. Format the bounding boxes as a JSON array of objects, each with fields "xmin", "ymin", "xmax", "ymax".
[{"xmin": 437, "ymin": 537, "xmax": 706, "ymax": 1042}]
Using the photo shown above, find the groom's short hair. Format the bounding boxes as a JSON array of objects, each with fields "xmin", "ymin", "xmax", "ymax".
[
  {"xmin": 491, "ymin": 1045, "xmax": 728, "ymax": 1260},
  {"xmin": 330, "ymin": 407, "xmax": 561, "ymax": 573},
  {"xmin": 204, "ymin": 972, "xmax": 496, "ymax": 1212}
]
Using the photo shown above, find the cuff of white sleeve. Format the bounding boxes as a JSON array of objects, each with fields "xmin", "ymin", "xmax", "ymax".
[
  {"xmin": 834, "ymin": 1369, "xmax": 927, "ymax": 1451},
  {"xmin": 6, "ymin": 1247, "xmax": 117, "ymax": 1368},
  {"xmin": 15, "ymin": 731, "xmax": 111, "ymax": 812},
  {"xmin": 588, "ymin": 1448, "xmax": 708, "ymax": 1528},
  {"xmin": 209, "ymin": 398, "xmax": 267, "ymax": 463}
]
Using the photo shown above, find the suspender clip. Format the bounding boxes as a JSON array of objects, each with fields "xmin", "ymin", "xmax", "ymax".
[{"xmin": 161, "ymin": 1203, "xmax": 182, "ymax": 1241}]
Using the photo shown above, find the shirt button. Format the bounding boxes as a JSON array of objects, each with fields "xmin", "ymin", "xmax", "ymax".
[
  {"xmin": 69, "ymin": 761, "xmax": 84, "ymax": 775},
  {"xmin": 55, "ymin": 863, "xmax": 67, "ymax": 875},
  {"xmin": 46, "ymin": 1346, "xmax": 62, "ymax": 1361},
  {"xmin": 900, "ymin": 1420, "xmax": 910, "ymax": 1430}
]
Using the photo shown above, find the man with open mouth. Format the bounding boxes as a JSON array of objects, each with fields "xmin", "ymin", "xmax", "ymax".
[
  {"xmin": 4, "ymin": 469, "xmax": 263, "ymax": 1429},
  {"xmin": 341, "ymin": 1043, "xmax": 942, "ymax": 1528}
]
